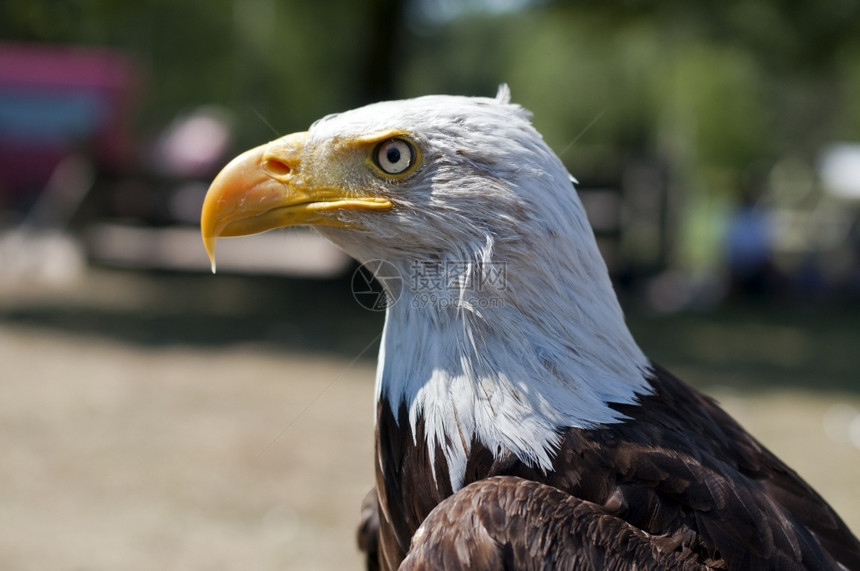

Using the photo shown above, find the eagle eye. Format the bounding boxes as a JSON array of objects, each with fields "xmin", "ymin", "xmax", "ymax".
[{"xmin": 374, "ymin": 138, "xmax": 416, "ymax": 176}]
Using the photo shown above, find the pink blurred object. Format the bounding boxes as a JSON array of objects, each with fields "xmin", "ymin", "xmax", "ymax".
[
  {"xmin": 150, "ymin": 106, "xmax": 232, "ymax": 179},
  {"xmin": 0, "ymin": 43, "xmax": 138, "ymax": 201}
]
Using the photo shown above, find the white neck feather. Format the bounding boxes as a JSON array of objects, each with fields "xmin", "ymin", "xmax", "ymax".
[
  {"xmin": 306, "ymin": 90, "xmax": 654, "ymax": 491},
  {"xmin": 374, "ymin": 228, "xmax": 651, "ymax": 491}
]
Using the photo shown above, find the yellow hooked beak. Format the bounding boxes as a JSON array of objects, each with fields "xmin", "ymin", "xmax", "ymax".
[{"xmin": 200, "ymin": 131, "xmax": 393, "ymax": 272}]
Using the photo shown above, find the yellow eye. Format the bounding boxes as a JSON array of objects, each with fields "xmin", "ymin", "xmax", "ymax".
[{"xmin": 374, "ymin": 138, "xmax": 416, "ymax": 175}]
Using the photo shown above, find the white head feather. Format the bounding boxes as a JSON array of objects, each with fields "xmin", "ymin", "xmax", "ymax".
[{"xmin": 313, "ymin": 87, "xmax": 651, "ymax": 489}]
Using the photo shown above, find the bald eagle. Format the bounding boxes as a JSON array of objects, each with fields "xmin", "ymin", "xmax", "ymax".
[{"xmin": 201, "ymin": 87, "xmax": 860, "ymax": 570}]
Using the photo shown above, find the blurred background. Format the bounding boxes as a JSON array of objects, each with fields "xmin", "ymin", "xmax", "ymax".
[{"xmin": 1, "ymin": 0, "xmax": 859, "ymax": 569}]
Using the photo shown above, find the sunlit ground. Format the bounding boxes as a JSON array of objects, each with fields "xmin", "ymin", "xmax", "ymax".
[{"xmin": 0, "ymin": 268, "xmax": 858, "ymax": 570}]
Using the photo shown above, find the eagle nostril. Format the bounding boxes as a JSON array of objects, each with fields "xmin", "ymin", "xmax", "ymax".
[{"xmin": 262, "ymin": 156, "xmax": 292, "ymax": 179}]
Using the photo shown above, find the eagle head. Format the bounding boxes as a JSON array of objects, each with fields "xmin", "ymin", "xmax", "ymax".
[
  {"xmin": 201, "ymin": 87, "xmax": 650, "ymax": 480},
  {"xmin": 202, "ymin": 87, "xmax": 591, "ymax": 278}
]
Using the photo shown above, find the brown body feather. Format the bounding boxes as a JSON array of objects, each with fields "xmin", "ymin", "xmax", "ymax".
[{"xmin": 359, "ymin": 364, "xmax": 860, "ymax": 570}]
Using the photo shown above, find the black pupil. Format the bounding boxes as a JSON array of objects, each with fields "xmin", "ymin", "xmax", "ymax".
[{"xmin": 386, "ymin": 145, "xmax": 402, "ymax": 165}]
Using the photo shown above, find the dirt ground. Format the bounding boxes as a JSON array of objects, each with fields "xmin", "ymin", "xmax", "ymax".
[{"xmin": 1, "ymin": 269, "xmax": 858, "ymax": 570}]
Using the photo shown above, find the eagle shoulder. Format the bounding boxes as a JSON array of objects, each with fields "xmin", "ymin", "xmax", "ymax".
[{"xmin": 541, "ymin": 364, "xmax": 860, "ymax": 570}]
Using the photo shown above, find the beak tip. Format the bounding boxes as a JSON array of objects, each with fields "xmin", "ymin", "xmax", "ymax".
[{"xmin": 203, "ymin": 235, "xmax": 218, "ymax": 274}]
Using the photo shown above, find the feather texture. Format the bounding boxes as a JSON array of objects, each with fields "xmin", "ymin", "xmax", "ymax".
[
  {"xmin": 259, "ymin": 90, "xmax": 860, "ymax": 569},
  {"xmin": 366, "ymin": 366, "xmax": 860, "ymax": 570}
]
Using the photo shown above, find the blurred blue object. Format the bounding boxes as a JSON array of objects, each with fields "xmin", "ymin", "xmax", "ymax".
[{"xmin": 0, "ymin": 43, "xmax": 138, "ymax": 206}]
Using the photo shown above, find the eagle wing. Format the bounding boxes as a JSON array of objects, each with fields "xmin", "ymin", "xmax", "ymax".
[
  {"xmin": 400, "ymin": 476, "xmax": 710, "ymax": 570},
  {"xmin": 586, "ymin": 365, "xmax": 860, "ymax": 570}
]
